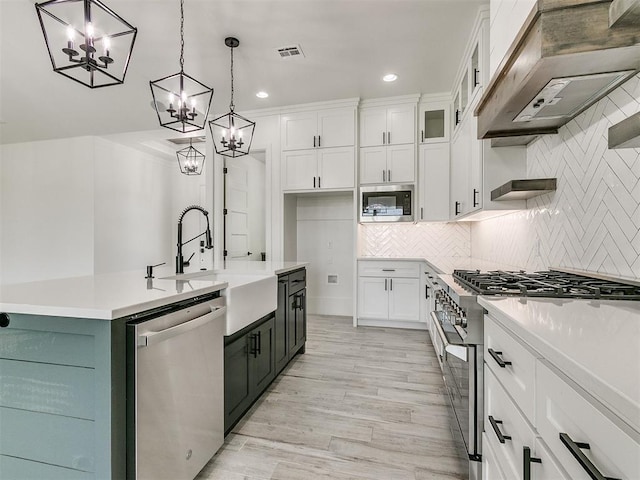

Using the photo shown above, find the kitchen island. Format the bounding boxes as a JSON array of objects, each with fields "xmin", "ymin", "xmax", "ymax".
[{"xmin": 0, "ymin": 262, "xmax": 306, "ymax": 480}]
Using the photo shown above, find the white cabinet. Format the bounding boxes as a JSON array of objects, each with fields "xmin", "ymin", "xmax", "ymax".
[
  {"xmin": 360, "ymin": 104, "xmax": 415, "ymax": 147},
  {"xmin": 483, "ymin": 313, "xmax": 639, "ymax": 480},
  {"xmin": 360, "ymin": 144, "xmax": 414, "ymax": 184},
  {"xmin": 419, "ymin": 99, "xmax": 450, "ymax": 144},
  {"xmin": 418, "ymin": 143, "xmax": 449, "ymax": 222},
  {"xmin": 281, "ymin": 108, "xmax": 355, "ymax": 151},
  {"xmin": 282, "ymin": 147, "xmax": 354, "ymax": 191},
  {"xmin": 357, "ymin": 260, "xmax": 425, "ymax": 327}
]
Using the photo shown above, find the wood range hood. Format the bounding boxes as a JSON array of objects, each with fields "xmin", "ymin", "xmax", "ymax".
[{"xmin": 476, "ymin": 0, "xmax": 640, "ymax": 146}]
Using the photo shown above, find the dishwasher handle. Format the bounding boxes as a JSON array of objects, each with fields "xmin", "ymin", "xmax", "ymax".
[{"xmin": 138, "ymin": 306, "xmax": 226, "ymax": 347}]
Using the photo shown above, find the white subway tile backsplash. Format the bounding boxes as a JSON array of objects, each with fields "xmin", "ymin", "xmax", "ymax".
[{"xmin": 472, "ymin": 74, "xmax": 640, "ymax": 279}]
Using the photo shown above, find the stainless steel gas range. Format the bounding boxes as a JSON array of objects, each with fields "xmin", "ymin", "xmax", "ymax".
[{"xmin": 429, "ymin": 267, "xmax": 640, "ymax": 480}]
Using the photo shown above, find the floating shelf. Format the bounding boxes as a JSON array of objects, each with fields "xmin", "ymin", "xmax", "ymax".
[
  {"xmin": 491, "ymin": 178, "xmax": 557, "ymax": 201},
  {"xmin": 608, "ymin": 112, "xmax": 640, "ymax": 149}
]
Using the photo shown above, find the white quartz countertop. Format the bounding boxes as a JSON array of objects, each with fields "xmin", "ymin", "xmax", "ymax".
[
  {"xmin": 0, "ymin": 271, "xmax": 227, "ymax": 320},
  {"xmin": 211, "ymin": 260, "xmax": 309, "ymax": 276},
  {"xmin": 357, "ymin": 256, "xmax": 522, "ymax": 274},
  {"xmin": 478, "ymin": 296, "xmax": 640, "ymax": 432}
]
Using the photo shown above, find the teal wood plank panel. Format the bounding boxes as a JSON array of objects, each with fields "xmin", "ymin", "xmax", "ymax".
[
  {"xmin": 0, "ymin": 328, "xmax": 94, "ymax": 368},
  {"xmin": 0, "ymin": 359, "xmax": 94, "ymax": 419},
  {"xmin": 0, "ymin": 454, "xmax": 94, "ymax": 480},
  {"xmin": 0, "ymin": 407, "xmax": 95, "ymax": 472}
]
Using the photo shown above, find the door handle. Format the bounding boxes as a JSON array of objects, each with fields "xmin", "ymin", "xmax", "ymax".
[
  {"xmin": 523, "ymin": 446, "xmax": 542, "ymax": 480},
  {"xmin": 137, "ymin": 306, "xmax": 226, "ymax": 347}
]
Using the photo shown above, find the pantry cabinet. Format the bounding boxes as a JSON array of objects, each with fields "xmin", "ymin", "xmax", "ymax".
[{"xmin": 357, "ymin": 259, "xmax": 425, "ymax": 327}]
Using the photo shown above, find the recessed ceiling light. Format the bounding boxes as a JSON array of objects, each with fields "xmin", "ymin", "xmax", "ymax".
[
  {"xmin": 256, "ymin": 91, "xmax": 269, "ymax": 98},
  {"xmin": 383, "ymin": 73, "xmax": 398, "ymax": 82}
]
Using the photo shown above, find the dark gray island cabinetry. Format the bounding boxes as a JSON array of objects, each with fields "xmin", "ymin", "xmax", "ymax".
[{"xmin": 224, "ymin": 267, "xmax": 307, "ymax": 433}]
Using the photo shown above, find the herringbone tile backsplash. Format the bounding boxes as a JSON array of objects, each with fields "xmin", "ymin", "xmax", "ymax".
[
  {"xmin": 472, "ymin": 74, "xmax": 640, "ymax": 279},
  {"xmin": 359, "ymin": 222, "xmax": 471, "ymax": 258}
]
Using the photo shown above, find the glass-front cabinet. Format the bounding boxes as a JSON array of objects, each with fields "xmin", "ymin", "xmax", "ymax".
[{"xmin": 419, "ymin": 99, "xmax": 450, "ymax": 144}]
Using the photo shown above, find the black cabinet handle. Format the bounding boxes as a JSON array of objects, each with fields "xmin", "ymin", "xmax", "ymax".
[
  {"xmin": 474, "ymin": 68, "xmax": 480, "ymax": 87},
  {"xmin": 318, "ymin": 177, "xmax": 321, "ymax": 188},
  {"xmin": 488, "ymin": 348, "xmax": 512, "ymax": 368},
  {"xmin": 313, "ymin": 135, "xmax": 316, "ymax": 148},
  {"xmin": 382, "ymin": 269, "xmax": 396, "ymax": 272},
  {"xmin": 455, "ymin": 201, "xmax": 461, "ymax": 216},
  {"xmin": 318, "ymin": 135, "xmax": 321, "ymax": 147},
  {"xmin": 249, "ymin": 334, "xmax": 258, "ymax": 358},
  {"xmin": 421, "ymin": 207, "xmax": 424, "ymax": 220},
  {"xmin": 559, "ymin": 433, "xmax": 621, "ymax": 480},
  {"xmin": 387, "ymin": 132, "xmax": 391, "ymax": 144},
  {"xmin": 523, "ymin": 446, "xmax": 542, "ymax": 480},
  {"xmin": 384, "ymin": 279, "xmax": 388, "ymax": 291},
  {"xmin": 256, "ymin": 331, "xmax": 261, "ymax": 355},
  {"xmin": 313, "ymin": 177, "xmax": 316, "ymax": 188},
  {"xmin": 388, "ymin": 169, "xmax": 391, "ymax": 182},
  {"xmin": 425, "ymin": 285, "xmax": 429, "ymax": 299},
  {"xmin": 383, "ymin": 170, "xmax": 386, "ymax": 182},
  {"xmin": 488, "ymin": 415, "xmax": 511, "ymax": 444},
  {"xmin": 382, "ymin": 132, "xmax": 386, "ymax": 145},
  {"xmin": 421, "ymin": 130, "xmax": 424, "ymax": 142},
  {"xmin": 455, "ymin": 109, "xmax": 460, "ymax": 125},
  {"xmin": 473, "ymin": 189, "xmax": 479, "ymax": 207},
  {"xmin": 389, "ymin": 278, "xmax": 393, "ymax": 291},
  {"xmin": 0, "ymin": 313, "xmax": 10, "ymax": 328}
]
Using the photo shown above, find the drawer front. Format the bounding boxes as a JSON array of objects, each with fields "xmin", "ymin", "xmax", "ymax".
[
  {"xmin": 288, "ymin": 269, "xmax": 306, "ymax": 294},
  {"xmin": 485, "ymin": 366, "xmax": 536, "ymax": 479},
  {"xmin": 527, "ymin": 437, "xmax": 570, "ymax": 480},
  {"xmin": 536, "ymin": 361, "xmax": 640, "ymax": 480},
  {"xmin": 358, "ymin": 261, "xmax": 421, "ymax": 278},
  {"xmin": 482, "ymin": 432, "xmax": 511, "ymax": 480},
  {"xmin": 484, "ymin": 315, "xmax": 537, "ymax": 421}
]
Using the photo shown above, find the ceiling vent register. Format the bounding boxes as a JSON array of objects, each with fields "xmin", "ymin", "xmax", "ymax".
[{"xmin": 277, "ymin": 44, "xmax": 305, "ymax": 58}]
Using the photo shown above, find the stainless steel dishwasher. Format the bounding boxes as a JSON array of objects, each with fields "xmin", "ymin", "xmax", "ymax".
[{"xmin": 127, "ymin": 294, "xmax": 226, "ymax": 480}]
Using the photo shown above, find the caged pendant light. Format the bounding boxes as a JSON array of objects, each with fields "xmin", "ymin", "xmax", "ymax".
[
  {"xmin": 209, "ymin": 37, "xmax": 255, "ymax": 158},
  {"xmin": 176, "ymin": 138, "xmax": 205, "ymax": 175},
  {"xmin": 149, "ymin": 0, "xmax": 213, "ymax": 133},
  {"xmin": 35, "ymin": 0, "xmax": 137, "ymax": 88}
]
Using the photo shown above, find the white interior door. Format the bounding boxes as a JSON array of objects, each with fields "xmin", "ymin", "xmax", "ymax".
[{"xmin": 225, "ymin": 159, "xmax": 250, "ymax": 259}]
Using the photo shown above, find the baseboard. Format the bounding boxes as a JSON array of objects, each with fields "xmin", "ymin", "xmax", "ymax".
[{"xmin": 357, "ymin": 318, "xmax": 428, "ymax": 330}]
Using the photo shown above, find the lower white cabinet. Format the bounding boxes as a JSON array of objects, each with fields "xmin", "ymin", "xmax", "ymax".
[
  {"xmin": 357, "ymin": 260, "xmax": 425, "ymax": 326},
  {"xmin": 484, "ymin": 315, "xmax": 639, "ymax": 480}
]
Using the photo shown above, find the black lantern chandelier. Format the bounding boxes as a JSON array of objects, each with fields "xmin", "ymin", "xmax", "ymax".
[
  {"xmin": 209, "ymin": 37, "xmax": 255, "ymax": 158},
  {"xmin": 176, "ymin": 138, "xmax": 205, "ymax": 175},
  {"xmin": 150, "ymin": 0, "xmax": 213, "ymax": 133},
  {"xmin": 35, "ymin": 0, "xmax": 137, "ymax": 88}
]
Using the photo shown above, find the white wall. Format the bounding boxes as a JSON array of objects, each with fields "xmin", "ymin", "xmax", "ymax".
[
  {"xmin": 471, "ymin": 74, "xmax": 640, "ymax": 279},
  {"xmin": 296, "ymin": 193, "xmax": 354, "ymax": 316},
  {"xmin": 0, "ymin": 135, "xmax": 188, "ymax": 285},
  {"xmin": 0, "ymin": 137, "xmax": 95, "ymax": 285}
]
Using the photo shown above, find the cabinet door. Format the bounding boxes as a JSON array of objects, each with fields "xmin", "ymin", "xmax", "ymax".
[
  {"xmin": 281, "ymin": 112, "xmax": 317, "ymax": 150},
  {"xmin": 318, "ymin": 108, "xmax": 355, "ymax": 148},
  {"xmin": 288, "ymin": 291, "xmax": 305, "ymax": 356},
  {"xmin": 419, "ymin": 143, "xmax": 449, "ymax": 221},
  {"xmin": 252, "ymin": 318, "xmax": 275, "ymax": 396},
  {"xmin": 419, "ymin": 101, "xmax": 450, "ymax": 143},
  {"xmin": 386, "ymin": 144, "xmax": 415, "ymax": 183},
  {"xmin": 387, "ymin": 105, "xmax": 415, "ymax": 145},
  {"xmin": 274, "ymin": 277, "xmax": 289, "ymax": 374},
  {"xmin": 224, "ymin": 335, "xmax": 252, "ymax": 432},
  {"xmin": 358, "ymin": 277, "xmax": 388, "ymax": 319},
  {"xmin": 295, "ymin": 289, "xmax": 306, "ymax": 350},
  {"xmin": 282, "ymin": 150, "xmax": 317, "ymax": 191},
  {"xmin": 317, "ymin": 147, "xmax": 354, "ymax": 189},
  {"xmin": 450, "ymin": 119, "xmax": 470, "ymax": 218},
  {"xmin": 388, "ymin": 278, "xmax": 420, "ymax": 321},
  {"xmin": 359, "ymin": 146, "xmax": 387, "ymax": 184},
  {"xmin": 482, "ymin": 433, "xmax": 510, "ymax": 480},
  {"xmin": 360, "ymin": 107, "xmax": 387, "ymax": 147},
  {"xmin": 469, "ymin": 115, "xmax": 483, "ymax": 213}
]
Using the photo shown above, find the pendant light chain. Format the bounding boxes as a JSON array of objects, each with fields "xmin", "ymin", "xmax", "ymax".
[
  {"xmin": 229, "ymin": 45, "xmax": 235, "ymax": 112},
  {"xmin": 179, "ymin": 0, "xmax": 185, "ymax": 72}
]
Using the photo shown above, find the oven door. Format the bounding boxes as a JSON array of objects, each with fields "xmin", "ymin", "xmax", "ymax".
[{"xmin": 431, "ymin": 311, "xmax": 480, "ymax": 461}]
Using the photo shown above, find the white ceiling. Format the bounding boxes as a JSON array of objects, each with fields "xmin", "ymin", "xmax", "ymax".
[{"xmin": 0, "ymin": 0, "xmax": 486, "ymax": 145}]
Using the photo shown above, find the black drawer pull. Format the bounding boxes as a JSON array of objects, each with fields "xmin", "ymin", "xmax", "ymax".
[
  {"xmin": 523, "ymin": 446, "xmax": 542, "ymax": 480},
  {"xmin": 559, "ymin": 433, "xmax": 621, "ymax": 480},
  {"xmin": 489, "ymin": 415, "xmax": 511, "ymax": 443},
  {"xmin": 256, "ymin": 331, "xmax": 261, "ymax": 355},
  {"xmin": 488, "ymin": 348, "xmax": 512, "ymax": 368},
  {"xmin": 382, "ymin": 269, "xmax": 396, "ymax": 272}
]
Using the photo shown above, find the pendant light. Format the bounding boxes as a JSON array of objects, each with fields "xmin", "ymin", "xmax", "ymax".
[
  {"xmin": 35, "ymin": 0, "xmax": 137, "ymax": 88},
  {"xmin": 209, "ymin": 37, "xmax": 255, "ymax": 158},
  {"xmin": 149, "ymin": 0, "xmax": 213, "ymax": 133},
  {"xmin": 176, "ymin": 138, "xmax": 205, "ymax": 175}
]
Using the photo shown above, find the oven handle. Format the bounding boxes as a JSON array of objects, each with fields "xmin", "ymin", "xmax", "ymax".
[{"xmin": 430, "ymin": 311, "xmax": 468, "ymax": 362}]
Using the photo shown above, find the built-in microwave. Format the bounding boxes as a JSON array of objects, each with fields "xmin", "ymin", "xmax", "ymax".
[{"xmin": 359, "ymin": 184, "xmax": 414, "ymax": 223}]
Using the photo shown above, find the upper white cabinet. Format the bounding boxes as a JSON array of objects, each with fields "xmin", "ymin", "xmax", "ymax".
[
  {"xmin": 360, "ymin": 144, "xmax": 414, "ymax": 184},
  {"xmin": 280, "ymin": 102, "xmax": 357, "ymax": 192},
  {"xmin": 281, "ymin": 107, "xmax": 355, "ymax": 151},
  {"xmin": 418, "ymin": 143, "xmax": 449, "ymax": 222},
  {"xmin": 419, "ymin": 97, "xmax": 450, "ymax": 144},
  {"xmin": 360, "ymin": 103, "xmax": 416, "ymax": 147}
]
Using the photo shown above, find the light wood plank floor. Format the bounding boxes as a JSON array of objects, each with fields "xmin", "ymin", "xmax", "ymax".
[{"xmin": 196, "ymin": 315, "xmax": 468, "ymax": 480}]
